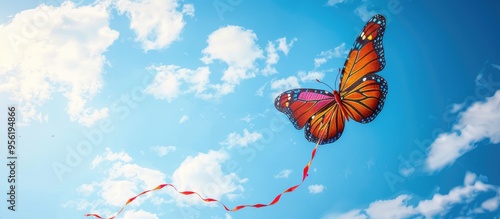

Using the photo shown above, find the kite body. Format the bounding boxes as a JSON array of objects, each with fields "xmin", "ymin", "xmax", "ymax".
[{"xmin": 275, "ymin": 14, "xmax": 388, "ymax": 145}]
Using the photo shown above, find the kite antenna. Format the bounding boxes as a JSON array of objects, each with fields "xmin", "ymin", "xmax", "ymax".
[
  {"xmin": 334, "ymin": 68, "xmax": 341, "ymax": 90},
  {"xmin": 315, "ymin": 79, "xmax": 334, "ymax": 92}
]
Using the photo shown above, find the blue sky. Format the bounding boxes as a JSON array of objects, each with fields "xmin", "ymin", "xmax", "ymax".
[{"xmin": 1, "ymin": 0, "xmax": 500, "ymax": 218}]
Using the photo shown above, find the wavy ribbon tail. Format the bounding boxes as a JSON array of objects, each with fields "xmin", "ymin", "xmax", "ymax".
[{"xmin": 85, "ymin": 138, "xmax": 322, "ymax": 219}]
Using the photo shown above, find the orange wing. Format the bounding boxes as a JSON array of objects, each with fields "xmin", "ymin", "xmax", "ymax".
[
  {"xmin": 274, "ymin": 89, "xmax": 345, "ymax": 145},
  {"xmin": 339, "ymin": 14, "xmax": 388, "ymax": 123},
  {"xmin": 342, "ymin": 75, "xmax": 388, "ymax": 123},
  {"xmin": 339, "ymin": 14, "xmax": 386, "ymax": 92},
  {"xmin": 304, "ymin": 102, "xmax": 345, "ymax": 144}
]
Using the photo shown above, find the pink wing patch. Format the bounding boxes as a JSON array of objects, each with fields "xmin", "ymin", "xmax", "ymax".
[{"xmin": 275, "ymin": 89, "xmax": 336, "ymax": 129}]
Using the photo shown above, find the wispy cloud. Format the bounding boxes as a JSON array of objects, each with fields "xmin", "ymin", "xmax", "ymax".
[
  {"xmin": 145, "ymin": 65, "xmax": 210, "ymax": 102},
  {"xmin": 151, "ymin": 145, "xmax": 176, "ymax": 157},
  {"xmin": 314, "ymin": 43, "xmax": 347, "ymax": 68},
  {"xmin": 181, "ymin": 4, "xmax": 195, "ymax": 17},
  {"xmin": 240, "ymin": 114, "xmax": 255, "ymax": 123},
  {"xmin": 77, "ymin": 182, "xmax": 99, "ymax": 197},
  {"xmin": 425, "ymin": 90, "xmax": 500, "ymax": 172},
  {"xmin": 91, "ymin": 148, "xmax": 133, "ymax": 169},
  {"xmin": 355, "ymin": 4, "xmax": 378, "ymax": 21},
  {"xmin": 326, "ymin": 0, "xmax": 349, "ymax": 7},
  {"xmin": 298, "ymin": 70, "xmax": 326, "ymax": 82},
  {"xmin": 308, "ymin": 184, "xmax": 326, "ymax": 194},
  {"xmin": 325, "ymin": 172, "xmax": 500, "ymax": 219},
  {"xmin": 255, "ymin": 82, "xmax": 267, "ymax": 97},
  {"xmin": 276, "ymin": 37, "xmax": 297, "ymax": 55},
  {"xmin": 263, "ymin": 42, "xmax": 278, "ymax": 75},
  {"xmin": 262, "ymin": 37, "xmax": 297, "ymax": 76},
  {"xmin": 114, "ymin": 0, "xmax": 194, "ymax": 51},
  {"xmin": 274, "ymin": 169, "xmax": 292, "ymax": 179},
  {"xmin": 179, "ymin": 115, "xmax": 189, "ymax": 124},
  {"xmin": 220, "ymin": 129, "xmax": 262, "ymax": 149},
  {"xmin": 270, "ymin": 76, "xmax": 300, "ymax": 98}
]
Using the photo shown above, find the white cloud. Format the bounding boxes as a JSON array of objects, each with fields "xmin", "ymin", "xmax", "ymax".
[
  {"xmin": 240, "ymin": 114, "xmax": 255, "ymax": 123},
  {"xmin": 399, "ymin": 167, "xmax": 415, "ymax": 177},
  {"xmin": 365, "ymin": 195, "xmax": 416, "ymax": 219},
  {"xmin": 323, "ymin": 209, "xmax": 367, "ymax": 219},
  {"xmin": 255, "ymin": 82, "xmax": 267, "ymax": 97},
  {"xmin": 331, "ymin": 172, "xmax": 500, "ymax": 219},
  {"xmin": 78, "ymin": 182, "xmax": 99, "ymax": 197},
  {"xmin": 0, "ymin": 2, "xmax": 118, "ymax": 127},
  {"xmin": 169, "ymin": 150, "xmax": 248, "ymax": 206},
  {"xmin": 145, "ymin": 65, "xmax": 210, "ymax": 102},
  {"xmin": 103, "ymin": 165, "xmax": 165, "ymax": 206},
  {"xmin": 308, "ymin": 184, "xmax": 325, "ymax": 194},
  {"xmin": 70, "ymin": 148, "xmax": 166, "ymax": 218},
  {"xmin": 355, "ymin": 4, "xmax": 378, "ymax": 21},
  {"xmin": 270, "ymin": 76, "xmax": 300, "ymax": 98},
  {"xmin": 314, "ymin": 43, "xmax": 347, "ymax": 68},
  {"xmin": 201, "ymin": 25, "xmax": 263, "ymax": 69},
  {"xmin": 114, "ymin": 0, "xmax": 194, "ymax": 51},
  {"xmin": 263, "ymin": 41, "xmax": 279, "ymax": 75},
  {"xmin": 122, "ymin": 209, "xmax": 159, "ymax": 219},
  {"xmin": 100, "ymin": 179, "xmax": 139, "ymax": 207},
  {"xmin": 151, "ymin": 145, "xmax": 176, "ymax": 157},
  {"xmin": 276, "ymin": 37, "xmax": 297, "ymax": 55},
  {"xmin": 91, "ymin": 148, "xmax": 133, "ymax": 168},
  {"xmin": 72, "ymin": 148, "xmax": 248, "ymax": 216},
  {"xmin": 144, "ymin": 28, "xmax": 291, "ymax": 100},
  {"xmin": 179, "ymin": 115, "xmax": 189, "ymax": 124},
  {"xmin": 201, "ymin": 25, "xmax": 263, "ymax": 95},
  {"xmin": 274, "ymin": 169, "xmax": 292, "ymax": 179},
  {"xmin": 478, "ymin": 190, "xmax": 500, "ymax": 212},
  {"xmin": 181, "ymin": 4, "xmax": 195, "ymax": 17},
  {"xmin": 465, "ymin": 171, "xmax": 477, "ymax": 185},
  {"xmin": 326, "ymin": 0, "xmax": 348, "ymax": 7},
  {"xmin": 451, "ymin": 103, "xmax": 464, "ymax": 113},
  {"xmin": 426, "ymin": 90, "xmax": 500, "ymax": 172},
  {"xmin": 225, "ymin": 213, "xmax": 233, "ymax": 219},
  {"xmin": 298, "ymin": 70, "xmax": 325, "ymax": 82},
  {"xmin": 263, "ymin": 37, "xmax": 297, "ymax": 76},
  {"xmin": 220, "ymin": 129, "xmax": 262, "ymax": 149},
  {"xmin": 416, "ymin": 177, "xmax": 491, "ymax": 218},
  {"xmin": 145, "ymin": 67, "xmax": 180, "ymax": 101}
]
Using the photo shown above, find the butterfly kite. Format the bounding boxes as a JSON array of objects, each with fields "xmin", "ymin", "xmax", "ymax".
[{"xmin": 85, "ymin": 14, "xmax": 388, "ymax": 219}]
